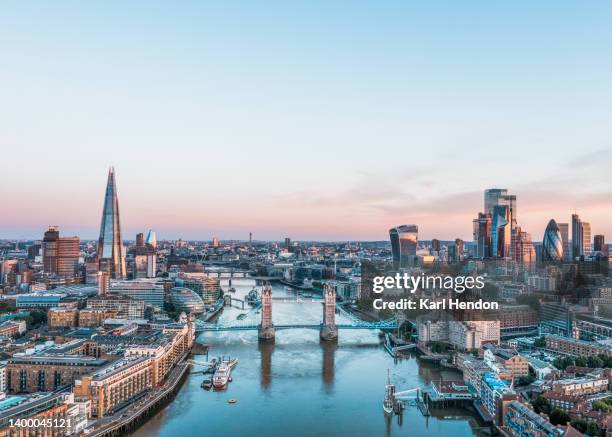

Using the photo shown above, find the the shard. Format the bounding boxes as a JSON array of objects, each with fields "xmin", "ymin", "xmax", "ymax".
[{"xmin": 97, "ymin": 167, "xmax": 126, "ymax": 279}]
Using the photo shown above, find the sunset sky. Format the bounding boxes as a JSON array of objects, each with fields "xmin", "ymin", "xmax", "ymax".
[{"xmin": 1, "ymin": 2, "xmax": 611, "ymax": 241}]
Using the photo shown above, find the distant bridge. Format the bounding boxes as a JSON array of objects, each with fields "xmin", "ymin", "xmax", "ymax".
[{"xmin": 195, "ymin": 293, "xmax": 397, "ymax": 336}]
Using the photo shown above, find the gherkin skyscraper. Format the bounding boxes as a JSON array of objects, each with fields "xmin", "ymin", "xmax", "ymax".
[{"xmin": 97, "ymin": 167, "xmax": 126, "ymax": 279}]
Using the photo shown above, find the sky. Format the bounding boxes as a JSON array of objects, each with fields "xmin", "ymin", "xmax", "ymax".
[{"xmin": 1, "ymin": 1, "xmax": 612, "ymax": 241}]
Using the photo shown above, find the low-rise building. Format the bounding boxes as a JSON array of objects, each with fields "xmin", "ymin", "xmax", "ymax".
[
  {"xmin": 48, "ymin": 307, "xmax": 79, "ymax": 328},
  {"xmin": 73, "ymin": 356, "xmax": 152, "ymax": 417},
  {"xmin": 545, "ymin": 334, "xmax": 612, "ymax": 357},
  {"xmin": 6, "ymin": 355, "xmax": 107, "ymax": 393},
  {"xmin": 503, "ymin": 400, "xmax": 562, "ymax": 437},
  {"xmin": 78, "ymin": 309, "xmax": 118, "ymax": 327},
  {"xmin": 0, "ymin": 320, "xmax": 26, "ymax": 337}
]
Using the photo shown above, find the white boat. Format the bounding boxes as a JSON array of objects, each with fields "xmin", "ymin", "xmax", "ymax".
[
  {"xmin": 383, "ymin": 370, "xmax": 395, "ymax": 415},
  {"xmin": 212, "ymin": 357, "xmax": 238, "ymax": 389},
  {"xmin": 213, "ymin": 364, "xmax": 231, "ymax": 389}
]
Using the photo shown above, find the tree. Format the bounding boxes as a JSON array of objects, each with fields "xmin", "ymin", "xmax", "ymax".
[
  {"xmin": 574, "ymin": 356, "xmax": 588, "ymax": 367},
  {"xmin": 0, "ymin": 301, "xmax": 17, "ymax": 313},
  {"xmin": 517, "ymin": 375, "xmax": 536, "ymax": 386},
  {"xmin": 533, "ymin": 337, "xmax": 546, "ymax": 348},
  {"xmin": 532, "ymin": 396, "xmax": 551, "ymax": 415},
  {"xmin": 587, "ymin": 355, "xmax": 604, "ymax": 369},
  {"xmin": 549, "ymin": 408, "xmax": 570, "ymax": 426},
  {"xmin": 586, "ymin": 422, "xmax": 601, "ymax": 437}
]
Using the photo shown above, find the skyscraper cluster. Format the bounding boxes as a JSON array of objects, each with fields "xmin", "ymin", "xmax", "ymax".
[{"xmin": 473, "ymin": 189, "xmax": 528, "ymax": 262}]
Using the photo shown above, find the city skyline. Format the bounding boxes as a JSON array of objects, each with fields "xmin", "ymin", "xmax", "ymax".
[
  {"xmin": 0, "ymin": 165, "xmax": 609, "ymax": 243},
  {"xmin": 2, "ymin": 2, "xmax": 612, "ymax": 240}
]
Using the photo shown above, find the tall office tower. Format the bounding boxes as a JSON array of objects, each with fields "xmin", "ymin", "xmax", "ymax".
[
  {"xmin": 514, "ymin": 227, "xmax": 536, "ymax": 266},
  {"xmin": 97, "ymin": 271, "xmax": 109, "ymax": 295},
  {"xmin": 145, "ymin": 230, "xmax": 157, "ymax": 249},
  {"xmin": 42, "ymin": 226, "xmax": 80, "ymax": 277},
  {"xmin": 491, "ymin": 205, "xmax": 511, "ymax": 258},
  {"xmin": 571, "ymin": 214, "xmax": 583, "ymax": 259},
  {"xmin": 249, "ymin": 232, "xmax": 252, "ymax": 247},
  {"xmin": 431, "ymin": 239, "xmax": 441, "ymax": 254},
  {"xmin": 133, "ymin": 231, "xmax": 157, "ymax": 279},
  {"xmin": 557, "ymin": 223, "xmax": 570, "ymax": 262},
  {"xmin": 97, "ymin": 167, "xmax": 126, "ymax": 279},
  {"xmin": 473, "ymin": 213, "xmax": 492, "ymax": 259},
  {"xmin": 389, "ymin": 225, "xmax": 418, "ymax": 268},
  {"xmin": 284, "ymin": 237, "xmax": 291, "ymax": 249},
  {"xmin": 594, "ymin": 235, "xmax": 607, "ymax": 255},
  {"xmin": 542, "ymin": 219, "xmax": 563, "ymax": 263},
  {"xmin": 581, "ymin": 222, "xmax": 592, "ymax": 256},
  {"xmin": 484, "ymin": 189, "xmax": 517, "ymax": 228},
  {"xmin": 212, "ymin": 237, "xmax": 219, "ymax": 248},
  {"xmin": 455, "ymin": 238, "xmax": 464, "ymax": 261}
]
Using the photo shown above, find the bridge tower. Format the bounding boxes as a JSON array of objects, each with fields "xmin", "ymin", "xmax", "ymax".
[
  {"xmin": 320, "ymin": 284, "xmax": 338, "ymax": 341},
  {"xmin": 258, "ymin": 285, "xmax": 275, "ymax": 341}
]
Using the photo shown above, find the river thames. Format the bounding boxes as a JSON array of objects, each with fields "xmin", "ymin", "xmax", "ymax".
[{"xmin": 134, "ymin": 281, "xmax": 487, "ymax": 437}]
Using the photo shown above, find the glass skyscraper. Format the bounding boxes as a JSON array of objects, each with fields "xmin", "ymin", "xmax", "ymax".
[
  {"xmin": 97, "ymin": 167, "xmax": 127, "ymax": 279},
  {"xmin": 571, "ymin": 214, "xmax": 582, "ymax": 259},
  {"xmin": 542, "ymin": 219, "xmax": 563, "ymax": 263},
  {"xmin": 389, "ymin": 225, "xmax": 418, "ymax": 268}
]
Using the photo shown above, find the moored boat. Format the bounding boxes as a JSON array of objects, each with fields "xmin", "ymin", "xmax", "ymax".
[{"xmin": 213, "ymin": 364, "xmax": 231, "ymax": 389}]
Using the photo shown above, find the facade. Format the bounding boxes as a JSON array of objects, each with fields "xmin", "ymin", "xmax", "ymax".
[
  {"xmin": 545, "ymin": 334, "xmax": 612, "ymax": 357},
  {"xmin": 550, "ymin": 376, "xmax": 609, "ymax": 396},
  {"xmin": 497, "ymin": 305, "xmax": 538, "ymax": 330},
  {"xmin": 97, "ymin": 167, "xmax": 127, "ymax": 279},
  {"xmin": 449, "ymin": 321, "xmax": 500, "ymax": 351},
  {"xmin": 389, "ymin": 225, "xmax": 418, "ymax": 268},
  {"xmin": 0, "ymin": 390, "xmax": 87, "ymax": 436},
  {"xmin": 417, "ymin": 317, "xmax": 449, "ymax": 344},
  {"xmin": 85, "ymin": 295, "xmax": 145, "ymax": 319},
  {"xmin": 513, "ymin": 227, "xmax": 536, "ymax": 265},
  {"xmin": 15, "ymin": 293, "xmax": 63, "ymax": 309},
  {"xmin": 78, "ymin": 309, "xmax": 118, "ymax": 327},
  {"xmin": 503, "ymin": 400, "xmax": 561, "ymax": 437},
  {"xmin": 572, "ymin": 214, "xmax": 582, "ymax": 259},
  {"xmin": 73, "ymin": 356, "xmax": 151, "ymax": 417},
  {"xmin": 480, "ymin": 373, "xmax": 514, "ymax": 419},
  {"xmin": 170, "ymin": 287, "xmax": 205, "ymax": 314},
  {"xmin": 145, "ymin": 229, "xmax": 157, "ymax": 249},
  {"xmin": 582, "ymin": 221, "xmax": 592, "ymax": 256},
  {"xmin": 109, "ymin": 279, "xmax": 164, "ymax": 309},
  {"xmin": 0, "ymin": 320, "xmax": 27, "ymax": 337},
  {"xmin": 6, "ymin": 355, "xmax": 106, "ymax": 393},
  {"xmin": 491, "ymin": 205, "xmax": 511, "ymax": 258},
  {"xmin": 125, "ymin": 324, "xmax": 194, "ymax": 386},
  {"xmin": 594, "ymin": 234, "xmax": 607, "ymax": 254},
  {"xmin": 48, "ymin": 307, "xmax": 79, "ymax": 328},
  {"xmin": 176, "ymin": 273, "xmax": 221, "ymax": 305},
  {"xmin": 473, "ymin": 213, "xmax": 492, "ymax": 259},
  {"xmin": 42, "ymin": 226, "xmax": 80, "ymax": 278},
  {"xmin": 558, "ymin": 222, "xmax": 571, "ymax": 262},
  {"xmin": 542, "ymin": 219, "xmax": 564, "ymax": 263}
]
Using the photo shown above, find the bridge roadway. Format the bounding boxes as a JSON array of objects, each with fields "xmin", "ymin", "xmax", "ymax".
[{"xmin": 196, "ymin": 322, "xmax": 397, "ymax": 332}]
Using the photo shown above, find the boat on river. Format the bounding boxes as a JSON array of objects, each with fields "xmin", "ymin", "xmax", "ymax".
[
  {"xmin": 212, "ymin": 357, "xmax": 238, "ymax": 389},
  {"xmin": 383, "ymin": 370, "xmax": 395, "ymax": 415}
]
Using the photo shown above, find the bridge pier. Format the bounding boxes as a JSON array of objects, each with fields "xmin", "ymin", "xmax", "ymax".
[
  {"xmin": 320, "ymin": 284, "xmax": 338, "ymax": 341},
  {"xmin": 258, "ymin": 285, "xmax": 275, "ymax": 342}
]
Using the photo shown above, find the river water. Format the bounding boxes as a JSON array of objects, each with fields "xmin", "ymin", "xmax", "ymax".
[{"xmin": 134, "ymin": 281, "xmax": 486, "ymax": 437}]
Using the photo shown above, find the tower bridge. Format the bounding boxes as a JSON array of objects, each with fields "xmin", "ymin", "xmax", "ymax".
[{"xmin": 195, "ymin": 284, "xmax": 398, "ymax": 341}]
